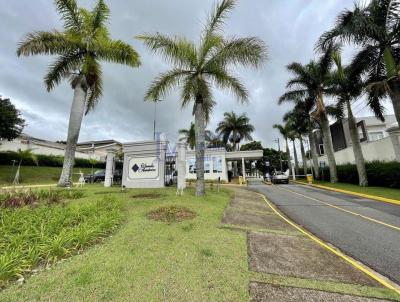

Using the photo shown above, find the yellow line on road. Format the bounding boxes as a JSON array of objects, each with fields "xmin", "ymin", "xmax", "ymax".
[
  {"xmin": 276, "ymin": 185, "xmax": 400, "ymax": 232},
  {"xmin": 257, "ymin": 192, "xmax": 400, "ymax": 295}
]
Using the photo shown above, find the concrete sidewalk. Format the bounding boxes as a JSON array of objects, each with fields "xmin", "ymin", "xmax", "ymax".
[{"xmin": 220, "ymin": 187, "xmax": 399, "ymax": 302}]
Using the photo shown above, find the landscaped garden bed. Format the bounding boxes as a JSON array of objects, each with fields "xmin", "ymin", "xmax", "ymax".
[{"xmin": 0, "ymin": 189, "xmax": 122, "ymax": 288}]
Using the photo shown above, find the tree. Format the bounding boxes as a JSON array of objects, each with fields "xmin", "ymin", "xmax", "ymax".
[
  {"xmin": 273, "ymin": 123, "xmax": 292, "ymax": 174},
  {"xmin": 17, "ymin": 0, "xmax": 140, "ymax": 187},
  {"xmin": 317, "ymin": 0, "xmax": 400, "ymax": 125},
  {"xmin": 0, "ymin": 97, "xmax": 25, "ymax": 141},
  {"xmin": 263, "ymin": 147, "xmax": 288, "ymax": 173},
  {"xmin": 279, "ymin": 44, "xmax": 339, "ymax": 183},
  {"xmin": 240, "ymin": 141, "xmax": 262, "ymax": 151},
  {"xmin": 179, "ymin": 122, "xmax": 196, "ymax": 150},
  {"xmin": 329, "ymin": 52, "xmax": 377, "ymax": 186},
  {"xmin": 216, "ymin": 111, "xmax": 255, "ymax": 151},
  {"xmin": 138, "ymin": 0, "xmax": 267, "ymax": 196},
  {"xmin": 205, "ymin": 131, "xmax": 225, "ymax": 149}
]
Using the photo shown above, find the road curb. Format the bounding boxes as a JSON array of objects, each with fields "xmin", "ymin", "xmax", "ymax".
[
  {"xmin": 256, "ymin": 192, "xmax": 400, "ymax": 295},
  {"xmin": 293, "ymin": 181, "xmax": 400, "ymax": 206}
]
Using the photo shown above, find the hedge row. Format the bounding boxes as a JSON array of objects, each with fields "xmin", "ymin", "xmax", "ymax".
[
  {"xmin": 318, "ymin": 161, "xmax": 400, "ymax": 188},
  {"xmin": 0, "ymin": 151, "xmax": 105, "ymax": 168}
]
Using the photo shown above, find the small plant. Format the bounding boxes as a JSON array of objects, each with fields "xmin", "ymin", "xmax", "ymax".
[
  {"xmin": 146, "ymin": 206, "xmax": 196, "ymax": 223},
  {"xmin": 200, "ymin": 248, "xmax": 213, "ymax": 257}
]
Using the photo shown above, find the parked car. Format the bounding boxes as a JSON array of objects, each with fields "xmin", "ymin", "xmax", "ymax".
[
  {"xmin": 84, "ymin": 169, "xmax": 122, "ymax": 183},
  {"xmin": 271, "ymin": 171, "xmax": 289, "ymax": 184}
]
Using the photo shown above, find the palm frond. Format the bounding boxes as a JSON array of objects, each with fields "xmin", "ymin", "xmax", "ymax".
[
  {"xmin": 17, "ymin": 31, "xmax": 77, "ymax": 57},
  {"xmin": 91, "ymin": 0, "xmax": 110, "ymax": 30},
  {"xmin": 96, "ymin": 39, "xmax": 141, "ymax": 67},
  {"xmin": 204, "ymin": 0, "xmax": 235, "ymax": 36},
  {"xmin": 278, "ymin": 90, "xmax": 307, "ymax": 104},
  {"xmin": 44, "ymin": 52, "xmax": 82, "ymax": 91},
  {"xmin": 137, "ymin": 33, "xmax": 197, "ymax": 69},
  {"xmin": 55, "ymin": 0, "xmax": 82, "ymax": 31},
  {"xmin": 207, "ymin": 68, "xmax": 248, "ymax": 102},
  {"xmin": 145, "ymin": 69, "xmax": 191, "ymax": 101}
]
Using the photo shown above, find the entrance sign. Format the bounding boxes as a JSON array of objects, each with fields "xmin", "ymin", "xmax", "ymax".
[
  {"xmin": 122, "ymin": 139, "xmax": 167, "ymax": 188},
  {"xmin": 128, "ymin": 157, "xmax": 159, "ymax": 179}
]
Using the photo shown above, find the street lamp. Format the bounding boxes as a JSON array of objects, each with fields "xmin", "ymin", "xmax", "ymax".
[
  {"xmin": 273, "ymin": 138, "xmax": 283, "ymax": 172},
  {"xmin": 153, "ymin": 99, "xmax": 162, "ymax": 141}
]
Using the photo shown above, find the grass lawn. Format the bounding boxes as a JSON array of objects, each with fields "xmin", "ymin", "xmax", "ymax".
[
  {"xmin": 297, "ymin": 179, "xmax": 400, "ymax": 200},
  {"xmin": 0, "ymin": 166, "xmax": 93, "ymax": 186},
  {"xmin": 0, "ymin": 185, "xmax": 249, "ymax": 301}
]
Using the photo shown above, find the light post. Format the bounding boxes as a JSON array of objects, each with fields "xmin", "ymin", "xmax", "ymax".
[
  {"xmin": 273, "ymin": 138, "xmax": 283, "ymax": 172},
  {"xmin": 153, "ymin": 99, "xmax": 162, "ymax": 141}
]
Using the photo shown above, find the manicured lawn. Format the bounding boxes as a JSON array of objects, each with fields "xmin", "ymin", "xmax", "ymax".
[
  {"xmin": 298, "ymin": 180, "xmax": 400, "ymax": 200},
  {"xmin": 0, "ymin": 166, "xmax": 93, "ymax": 186},
  {"xmin": 0, "ymin": 185, "xmax": 249, "ymax": 301}
]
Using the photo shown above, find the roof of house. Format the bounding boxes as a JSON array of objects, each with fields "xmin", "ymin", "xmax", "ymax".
[{"xmin": 356, "ymin": 114, "xmax": 397, "ymax": 127}]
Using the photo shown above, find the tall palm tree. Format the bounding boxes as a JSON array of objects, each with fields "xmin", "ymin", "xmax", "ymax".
[
  {"xmin": 273, "ymin": 123, "xmax": 292, "ymax": 174},
  {"xmin": 138, "ymin": 0, "xmax": 267, "ymax": 196},
  {"xmin": 216, "ymin": 111, "xmax": 255, "ymax": 151},
  {"xmin": 279, "ymin": 44, "xmax": 339, "ymax": 183},
  {"xmin": 17, "ymin": 0, "xmax": 140, "ymax": 187},
  {"xmin": 317, "ymin": 0, "xmax": 400, "ymax": 125},
  {"xmin": 329, "ymin": 52, "xmax": 382, "ymax": 186},
  {"xmin": 179, "ymin": 122, "xmax": 196, "ymax": 150}
]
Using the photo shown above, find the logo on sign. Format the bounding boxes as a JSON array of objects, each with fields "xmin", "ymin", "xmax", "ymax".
[{"xmin": 131, "ymin": 163, "xmax": 156, "ymax": 173}]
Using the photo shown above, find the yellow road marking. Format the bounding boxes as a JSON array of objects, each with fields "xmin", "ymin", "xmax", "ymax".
[
  {"xmin": 257, "ymin": 192, "xmax": 400, "ymax": 295},
  {"xmin": 276, "ymin": 185, "xmax": 400, "ymax": 232}
]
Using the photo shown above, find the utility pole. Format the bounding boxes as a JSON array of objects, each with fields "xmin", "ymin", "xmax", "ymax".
[{"xmin": 153, "ymin": 99, "xmax": 162, "ymax": 141}]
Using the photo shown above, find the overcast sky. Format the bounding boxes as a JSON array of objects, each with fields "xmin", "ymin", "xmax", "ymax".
[{"xmin": 0, "ymin": 0, "xmax": 394, "ymax": 149}]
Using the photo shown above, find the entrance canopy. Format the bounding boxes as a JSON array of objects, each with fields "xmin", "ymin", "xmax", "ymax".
[{"xmin": 225, "ymin": 150, "xmax": 263, "ymax": 161}]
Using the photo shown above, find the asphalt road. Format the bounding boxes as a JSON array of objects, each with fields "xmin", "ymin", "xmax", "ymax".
[{"xmin": 247, "ymin": 181, "xmax": 400, "ymax": 284}]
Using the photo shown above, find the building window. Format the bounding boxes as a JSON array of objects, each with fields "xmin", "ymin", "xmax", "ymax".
[
  {"xmin": 212, "ymin": 156, "xmax": 223, "ymax": 173},
  {"xmin": 368, "ymin": 131, "xmax": 384, "ymax": 141},
  {"xmin": 205, "ymin": 161, "xmax": 211, "ymax": 173},
  {"xmin": 188, "ymin": 158, "xmax": 196, "ymax": 173},
  {"xmin": 319, "ymin": 144, "xmax": 325, "ymax": 155}
]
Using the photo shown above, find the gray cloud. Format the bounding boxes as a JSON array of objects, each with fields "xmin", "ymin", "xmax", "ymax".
[{"xmin": 0, "ymin": 0, "xmax": 393, "ymax": 149}]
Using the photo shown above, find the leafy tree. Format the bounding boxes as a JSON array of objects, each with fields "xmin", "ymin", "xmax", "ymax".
[
  {"xmin": 0, "ymin": 97, "xmax": 25, "ymax": 141},
  {"xmin": 240, "ymin": 141, "xmax": 262, "ymax": 151},
  {"xmin": 216, "ymin": 111, "xmax": 255, "ymax": 151},
  {"xmin": 179, "ymin": 122, "xmax": 196, "ymax": 150},
  {"xmin": 17, "ymin": 0, "xmax": 140, "ymax": 187},
  {"xmin": 279, "ymin": 44, "xmax": 339, "ymax": 183},
  {"xmin": 138, "ymin": 0, "xmax": 267, "ymax": 196},
  {"xmin": 317, "ymin": 0, "xmax": 400, "ymax": 125},
  {"xmin": 263, "ymin": 148, "xmax": 288, "ymax": 174}
]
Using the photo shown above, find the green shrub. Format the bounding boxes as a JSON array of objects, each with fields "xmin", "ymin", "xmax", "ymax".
[
  {"xmin": 316, "ymin": 161, "xmax": 400, "ymax": 188},
  {"xmin": 0, "ymin": 196, "xmax": 122, "ymax": 287},
  {"xmin": 0, "ymin": 151, "xmax": 105, "ymax": 168}
]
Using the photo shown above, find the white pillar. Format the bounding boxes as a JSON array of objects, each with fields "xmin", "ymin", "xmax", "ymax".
[
  {"xmin": 104, "ymin": 148, "xmax": 116, "ymax": 187},
  {"xmin": 242, "ymin": 157, "xmax": 245, "ymax": 181},
  {"xmin": 177, "ymin": 134, "xmax": 187, "ymax": 193}
]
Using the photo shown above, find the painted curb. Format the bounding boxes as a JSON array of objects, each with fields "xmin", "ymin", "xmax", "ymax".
[
  {"xmin": 256, "ymin": 192, "xmax": 400, "ymax": 295},
  {"xmin": 293, "ymin": 181, "xmax": 400, "ymax": 206}
]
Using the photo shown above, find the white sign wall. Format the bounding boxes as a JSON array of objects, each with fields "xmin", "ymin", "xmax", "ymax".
[{"xmin": 128, "ymin": 157, "xmax": 159, "ymax": 179}]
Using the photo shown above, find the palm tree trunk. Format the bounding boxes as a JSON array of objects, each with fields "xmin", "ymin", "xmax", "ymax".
[
  {"xmin": 308, "ymin": 130, "xmax": 320, "ymax": 179},
  {"xmin": 346, "ymin": 100, "xmax": 368, "ymax": 186},
  {"xmin": 285, "ymin": 137, "xmax": 292, "ymax": 175},
  {"xmin": 299, "ymin": 137, "xmax": 307, "ymax": 175},
  {"xmin": 194, "ymin": 99, "xmax": 205, "ymax": 196},
  {"xmin": 389, "ymin": 81, "xmax": 400, "ymax": 126},
  {"xmin": 58, "ymin": 76, "xmax": 88, "ymax": 187},
  {"xmin": 292, "ymin": 139, "xmax": 299, "ymax": 175},
  {"xmin": 320, "ymin": 114, "xmax": 338, "ymax": 183}
]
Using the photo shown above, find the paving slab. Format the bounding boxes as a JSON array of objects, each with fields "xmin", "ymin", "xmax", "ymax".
[
  {"xmin": 249, "ymin": 282, "xmax": 392, "ymax": 302},
  {"xmin": 248, "ymin": 232, "xmax": 380, "ymax": 286}
]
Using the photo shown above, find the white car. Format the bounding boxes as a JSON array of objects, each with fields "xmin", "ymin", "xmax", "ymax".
[{"xmin": 272, "ymin": 171, "xmax": 289, "ymax": 184}]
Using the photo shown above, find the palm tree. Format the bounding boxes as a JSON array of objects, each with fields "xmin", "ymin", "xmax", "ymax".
[
  {"xmin": 329, "ymin": 52, "xmax": 380, "ymax": 186},
  {"xmin": 216, "ymin": 111, "xmax": 255, "ymax": 151},
  {"xmin": 205, "ymin": 131, "xmax": 224, "ymax": 148},
  {"xmin": 273, "ymin": 123, "xmax": 292, "ymax": 174},
  {"xmin": 17, "ymin": 0, "xmax": 140, "ymax": 187},
  {"xmin": 179, "ymin": 122, "xmax": 196, "ymax": 150},
  {"xmin": 279, "ymin": 44, "xmax": 339, "ymax": 183},
  {"xmin": 317, "ymin": 0, "xmax": 400, "ymax": 125},
  {"xmin": 138, "ymin": 0, "xmax": 267, "ymax": 196}
]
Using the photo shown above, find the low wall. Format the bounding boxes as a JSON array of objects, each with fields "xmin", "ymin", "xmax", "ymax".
[{"xmin": 318, "ymin": 136, "xmax": 396, "ymax": 165}]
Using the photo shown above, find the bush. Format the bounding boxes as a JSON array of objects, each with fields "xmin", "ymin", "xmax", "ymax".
[
  {"xmin": 0, "ymin": 151, "xmax": 105, "ymax": 168},
  {"xmin": 317, "ymin": 161, "xmax": 400, "ymax": 188},
  {"xmin": 0, "ymin": 195, "xmax": 122, "ymax": 287}
]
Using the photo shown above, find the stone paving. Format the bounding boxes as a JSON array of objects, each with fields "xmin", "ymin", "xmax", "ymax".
[{"xmin": 221, "ymin": 186, "xmax": 394, "ymax": 302}]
